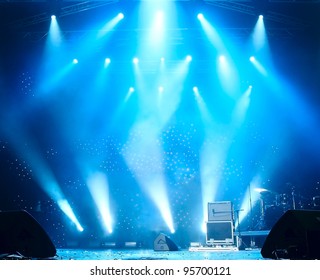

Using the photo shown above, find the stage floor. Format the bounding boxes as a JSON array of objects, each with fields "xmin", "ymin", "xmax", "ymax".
[{"xmin": 55, "ymin": 248, "xmax": 265, "ymax": 260}]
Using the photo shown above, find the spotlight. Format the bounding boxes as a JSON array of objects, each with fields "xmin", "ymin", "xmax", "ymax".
[
  {"xmin": 158, "ymin": 86, "xmax": 164, "ymax": 92},
  {"xmin": 51, "ymin": 15, "xmax": 56, "ymax": 20},
  {"xmin": 197, "ymin": 13, "xmax": 204, "ymax": 20},
  {"xmin": 193, "ymin": 87, "xmax": 200, "ymax": 97},
  {"xmin": 77, "ymin": 225, "xmax": 84, "ymax": 232},
  {"xmin": 219, "ymin": 55, "xmax": 226, "ymax": 63},
  {"xmin": 73, "ymin": 58, "xmax": 78, "ymax": 64},
  {"xmin": 259, "ymin": 15, "xmax": 264, "ymax": 20},
  {"xmin": 133, "ymin": 57, "xmax": 139, "ymax": 64},
  {"xmin": 129, "ymin": 87, "xmax": 135, "ymax": 93},
  {"xmin": 186, "ymin": 55, "xmax": 192, "ymax": 62},
  {"xmin": 118, "ymin": 13, "xmax": 124, "ymax": 20},
  {"xmin": 249, "ymin": 56, "xmax": 255, "ymax": 62},
  {"xmin": 161, "ymin": 57, "xmax": 165, "ymax": 62},
  {"xmin": 105, "ymin": 58, "xmax": 111, "ymax": 64}
]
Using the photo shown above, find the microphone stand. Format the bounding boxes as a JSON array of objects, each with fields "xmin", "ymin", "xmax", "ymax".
[
  {"xmin": 234, "ymin": 209, "xmax": 246, "ymax": 249},
  {"xmin": 248, "ymin": 183, "xmax": 257, "ymax": 249}
]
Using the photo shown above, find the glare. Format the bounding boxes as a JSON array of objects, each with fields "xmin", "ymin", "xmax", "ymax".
[
  {"xmin": 58, "ymin": 199, "xmax": 84, "ymax": 232},
  {"xmin": 48, "ymin": 14, "xmax": 62, "ymax": 47},
  {"xmin": 201, "ymin": 222, "xmax": 206, "ymax": 234},
  {"xmin": 250, "ymin": 56, "xmax": 268, "ymax": 76},
  {"xmin": 133, "ymin": 57, "xmax": 139, "ymax": 64},
  {"xmin": 219, "ymin": 55, "xmax": 226, "ymax": 63},
  {"xmin": 104, "ymin": 58, "xmax": 111, "ymax": 68},
  {"xmin": 2, "ymin": 128, "xmax": 84, "ymax": 233},
  {"xmin": 255, "ymin": 187, "xmax": 269, "ymax": 193},
  {"xmin": 73, "ymin": 58, "xmax": 78, "ymax": 64},
  {"xmin": 97, "ymin": 12, "xmax": 125, "ymax": 38},
  {"xmin": 197, "ymin": 13, "xmax": 204, "ymax": 20},
  {"xmin": 194, "ymin": 88, "xmax": 211, "ymax": 123},
  {"xmin": 193, "ymin": 90, "xmax": 200, "ymax": 97},
  {"xmin": 158, "ymin": 86, "xmax": 164, "ymax": 92},
  {"xmin": 199, "ymin": 16, "xmax": 239, "ymax": 95},
  {"xmin": 232, "ymin": 85, "xmax": 252, "ymax": 127},
  {"xmin": 217, "ymin": 54, "xmax": 239, "ymax": 96},
  {"xmin": 236, "ymin": 175, "xmax": 262, "ymax": 230},
  {"xmin": 86, "ymin": 172, "xmax": 113, "ymax": 234},
  {"xmin": 251, "ymin": 15, "xmax": 268, "ymax": 52},
  {"xmin": 124, "ymin": 87, "xmax": 135, "ymax": 102},
  {"xmin": 186, "ymin": 55, "xmax": 192, "ymax": 62},
  {"xmin": 198, "ymin": 13, "xmax": 226, "ymax": 54},
  {"xmin": 155, "ymin": 10, "xmax": 164, "ymax": 24}
]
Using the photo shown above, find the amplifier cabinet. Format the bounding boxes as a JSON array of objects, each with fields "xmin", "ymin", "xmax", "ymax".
[
  {"xmin": 208, "ymin": 201, "xmax": 233, "ymax": 221},
  {"xmin": 206, "ymin": 221, "xmax": 234, "ymax": 245}
]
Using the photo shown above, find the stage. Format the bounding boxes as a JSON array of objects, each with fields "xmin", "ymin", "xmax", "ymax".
[
  {"xmin": 1, "ymin": 0, "xmax": 320, "ymax": 267},
  {"xmin": 55, "ymin": 231, "xmax": 269, "ymax": 260},
  {"xmin": 55, "ymin": 248, "xmax": 264, "ymax": 261}
]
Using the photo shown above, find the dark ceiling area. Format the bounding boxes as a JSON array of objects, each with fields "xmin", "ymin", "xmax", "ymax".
[
  {"xmin": 1, "ymin": 1, "xmax": 320, "ymax": 42},
  {"xmin": 0, "ymin": 1, "xmax": 319, "ymax": 102},
  {"xmin": 1, "ymin": 1, "xmax": 320, "ymax": 77}
]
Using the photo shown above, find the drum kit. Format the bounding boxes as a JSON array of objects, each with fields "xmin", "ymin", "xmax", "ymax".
[{"xmin": 257, "ymin": 185, "xmax": 320, "ymax": 230}]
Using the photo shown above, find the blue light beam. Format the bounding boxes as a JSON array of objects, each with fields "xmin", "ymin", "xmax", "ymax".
[
  {"xmin": 2, "ymin": 119, "xmax": 83, "ymax": 232},
  {"xmin": 86, "ymin": 172, "xmax": 113, "ymax": 234},
  {"xmin": 97, "ymin": 13, "xmax": 125, "ymax": 39}
]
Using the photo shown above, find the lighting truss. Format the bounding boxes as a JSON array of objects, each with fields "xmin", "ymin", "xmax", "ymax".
[
  {"xmin": 8, "ymin": 0, "xmax": 119, "ymax": 29},
  {"xmin": 204, "ymin": 1, "xmax": 256, "ymax": 16},
  {"xmin": 269, "ymin": 0, "xmax": 320, "ymax": 2},
  {"xmin": 203, "ymin": 0, "xmax": 308, "ymax": 27}
]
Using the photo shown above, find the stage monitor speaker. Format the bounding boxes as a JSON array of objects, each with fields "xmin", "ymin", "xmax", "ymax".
[
  {"xmin": 0, "ymin": 210, "xmax": 56, "ymax": 258},
  {"xmin": 153, "ymin": 233, "xmax": 178, "ymax": 251},
  {"xmin": 261, "ymin": 209, "xmax": 320, "ymax": 260}
]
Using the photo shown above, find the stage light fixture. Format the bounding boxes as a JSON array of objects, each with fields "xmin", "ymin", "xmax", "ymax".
[
  {"xmin": 118, "ymin": 13, "xmax": 124, "ymax": 20},
  {"xmin": 197, "ymin": 13, "xmax": 204, "ymax": 20},
  {"xmin": 105, "ymin": 58, "xmax": 111, "ymax": 64},
  {"xmin": 250, "ymin": 56, "xmax": 255, "ymax": 62},
  {"xmin": 133, "ymin": 57, "xmax": 139, "ymax": 64},
  {"xmin": 186, "ymin": 55, "xmax": 192, "ymax": 62},
  {"xmin": 51, "ymin": 15, "xmax": 56, "ymax": 20},
  {"xmin": 57, "ymin": 199, "xmax": 84, "ymax": 232},
  {"xmin": 124, "ymin": 87, "xmax": 135, "ymax": 102},
  {"xmin": 73, "ymin": 58, "xmax": 79, "ymax": 64},
  {"xmin": 219, "ymin": 55, "xmax": 226, "ymax": 63}
]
